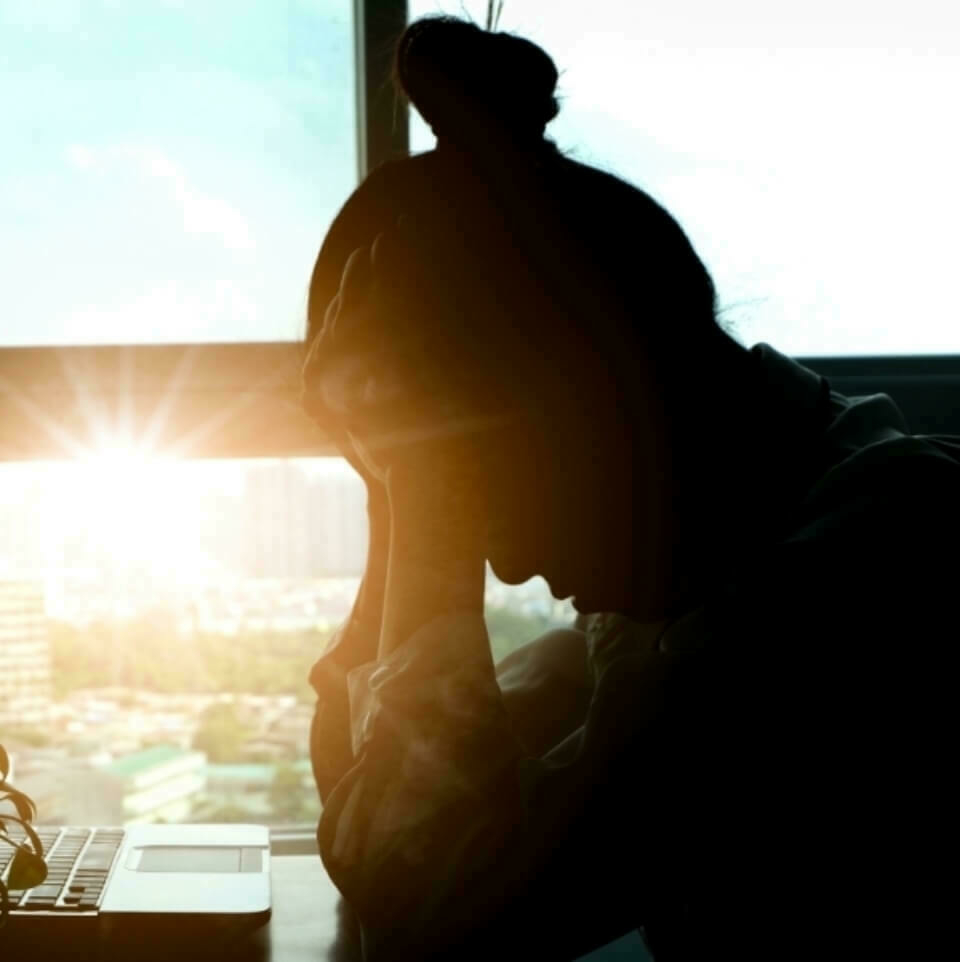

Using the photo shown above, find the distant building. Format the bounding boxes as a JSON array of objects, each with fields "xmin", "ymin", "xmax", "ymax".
[
  {"xmin": 12, "ymin": 769, "xmax": 67, "ymax": 825},
  {"xmin": 311, "ymin": 472, "xmax": 368, "ymax": 575},
  {"xmin": 0, "ymin": 580, "xmax": 52, "ymax": 729},
  {"xmin": 260, "ymin": 703, "xmax": 314, "ymax": 759},
  {"xmin": 1, "ymin": 744, "xmax": 69, "ymax": 824},
  {"xmin": 68, "ymin": 745, "xmax": 207, "ymax": 825},
  {"xmin": 243, "ymin": 463, "xmax": 367, "ymax": 578},
  {"xmin": 198, "ymin": 759, "xmax": 315, "ymax": 822}
]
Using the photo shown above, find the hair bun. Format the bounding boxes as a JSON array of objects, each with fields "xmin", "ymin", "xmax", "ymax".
[{"xmin": 395, "ymin": 17, "xmax": 560, "ymax": 146}]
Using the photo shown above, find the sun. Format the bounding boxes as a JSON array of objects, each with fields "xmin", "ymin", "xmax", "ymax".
[
  {"xmin": 80, "ymin": 440, "xmax": 160, "ymax": 471},
  {"xmin": 70, "ymin": 440, "xmax": 187, "ymax": 571},
  {"xmin": 76, "ymin": 440, "xmax": 174, "ymax": 493}
]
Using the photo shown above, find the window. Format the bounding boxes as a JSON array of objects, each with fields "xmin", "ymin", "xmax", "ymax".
[
  {"xmin": 2, "ymin": 0, "xmax": 958, "ymax": 833},
  {"xmin": 1, "ymin": 0, "xmax": 356, "ymax": 346},
  {"xmin": 0, "ymin": 1, "xmax": 569, "ymax": 828},
  {"xmin": 410, "ymin": 1, "xmax": 960, "ymax": 356},
  {"xmin": 0, "ymin": 453, "xmax": 568, "ymax": 826},
  {"xmin": 0, "ymin": 1, "xmax": 365, "ymax": 827}
]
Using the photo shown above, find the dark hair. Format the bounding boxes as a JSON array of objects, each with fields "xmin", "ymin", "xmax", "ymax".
[
  {"xmin": 395, "ymin": 16, "xmax": 559, "ymax": 146},
  {"xmin": 307, "ymin": 16, "xmax": 721, "ymax": 409}
]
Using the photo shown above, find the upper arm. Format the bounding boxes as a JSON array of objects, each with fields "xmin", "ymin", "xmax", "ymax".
[
  {"xmin": 495, "ymin": 627, "xmax": 591, "ymax": 756},
  {"xmin": 668, "ymin": 456, "xmax": 960, "ymax": 943}
]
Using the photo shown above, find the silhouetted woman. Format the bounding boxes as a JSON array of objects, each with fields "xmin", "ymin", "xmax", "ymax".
[{"xmin": 303, "ymin": 16, "xmax": 959, "ymax": 962}]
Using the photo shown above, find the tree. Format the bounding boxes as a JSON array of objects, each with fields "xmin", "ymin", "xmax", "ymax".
[
  {"xmin": 268, "ymin": 762, "xmax": 310, "ymax": 821},
  {"xmin": 196, "ymin": 803, "xmax": 252, "ymax": 824},
  {"xmin": 1, "ymin": 727, "xmax": 50, "ymax": 748},
  {"xmin": 49, "ymin": 617, "xmax": 331, "ymax": 701},
  {"xmin": 192, "ymin": 703, "xmax": 250, "ymax": 763},
  {"xmin": 486, "ymin": 606, "xmax": 557, "ymax": 662}
]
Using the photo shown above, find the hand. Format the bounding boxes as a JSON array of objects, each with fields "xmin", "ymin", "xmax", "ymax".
[
  {"xmin": 303, "ymin": 220, "xmax": 498, "ymax": 659},
  {"xmin": 301, "ymin": 219, "xmax": 508, "ymax": 491},
  {"xmin": 307, "ymin": 468, "xmax": 389, "ymax": 803},
  {"xmin": 303, "ymin": 332, "xmax": 390, "ymax": 661}
]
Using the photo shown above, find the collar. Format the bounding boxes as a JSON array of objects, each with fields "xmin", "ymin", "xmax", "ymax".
[
  {"xmin": 747, "ymin": 342, "xmax": 830, "ymax": 429},
  {"xmin": 678, "ymin": 342, "xmax": 834, "ymax": 593}
]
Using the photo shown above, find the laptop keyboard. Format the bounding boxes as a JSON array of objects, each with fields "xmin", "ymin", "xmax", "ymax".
[{"xmin": 0, "ymin": 827, "xmax": 125, "ymax": 912}]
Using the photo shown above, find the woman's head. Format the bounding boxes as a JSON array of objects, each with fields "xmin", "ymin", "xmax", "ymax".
[{"xmin": 307, "ymin": 16, "xmax": 736, "ymax": 616}]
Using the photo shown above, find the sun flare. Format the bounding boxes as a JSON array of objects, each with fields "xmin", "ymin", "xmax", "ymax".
[{"xmin": 68, "ymin": 441, "xmax": 189, "ymax": 573}]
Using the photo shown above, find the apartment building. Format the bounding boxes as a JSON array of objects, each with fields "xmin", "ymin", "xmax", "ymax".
[{"xmin": 0, "ymin": 580, "xmax": 52, "ymax": 729}]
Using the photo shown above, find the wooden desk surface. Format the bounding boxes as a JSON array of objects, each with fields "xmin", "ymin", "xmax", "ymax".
[
  {"xmin": 263, "ymin": 856, "xmax": 649, "ymax": 962},
  {"xmin": 1, "ymin": 854, "xmax": 646, "ymax": 961},
  {"xmin": 266, "ymin": 854, "xmax": 355, "ymax": 961},
  {"xmin": 0, "ymin": 855, "xmax": 356, "ymax": 962}
]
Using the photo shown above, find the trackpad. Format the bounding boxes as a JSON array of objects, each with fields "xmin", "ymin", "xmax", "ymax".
[{"xmin": 129, "ymin": 847, "xmax": 263, "ymax": 872}]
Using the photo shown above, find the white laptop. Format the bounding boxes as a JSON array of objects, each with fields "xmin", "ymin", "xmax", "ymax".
[{"xmin": 1, "ymin": 822, "xmax": 271, "ymax": 958}]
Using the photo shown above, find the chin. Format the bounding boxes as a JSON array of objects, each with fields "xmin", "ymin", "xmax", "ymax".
[
  {"xmin": 544, "ymin": 576, "xmax": 573, "ymax": 603},
  {"xmin": 571, "ymin": 594, "xmax": 604, "ymax": 615},
  {"xmin": 488, "ymin": 553, "xmax": 536, "ymax": 586},
  {"xmin": 570, "ymin": 584, "xmax": 633, "ymax": 616}
]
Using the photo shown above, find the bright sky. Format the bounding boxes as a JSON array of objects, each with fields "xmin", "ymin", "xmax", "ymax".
[
  {"xmin": 414, "ymin": 1, "xmax": 960, "ymax": 356},
  {"xmin": 0, "ymin": 0, "xmax": 355, "ymax": 346},
  {"xmin": 2, "ymin": 0, "xmax": 958, "ymax": 354}
]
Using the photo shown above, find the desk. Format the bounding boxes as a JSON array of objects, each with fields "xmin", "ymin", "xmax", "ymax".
[
  {"xmin": 263, "ymin": 856, "xmax": 649, "ymax": 962},
  {"xmin": 0, "ymin": 855, "xmax": 357, "ymax": 962},
  {"xmin": 266, "ymin": 854, "xmax": 356, "ymax": 962},
  {"xmin": 3, "ymin": 855, "xmax": 647, "ymax": 961}
]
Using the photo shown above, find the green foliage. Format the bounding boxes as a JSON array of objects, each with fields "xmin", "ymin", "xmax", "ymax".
[
  {"xmin": 1, "ymin": 728, "xmax": 51, "ymax": 748},
  {"xmin": 49, "ymin": 617, "xmax": 331, "ymax": 702},
  {"xmin": 486, "ymin": 605, "xmax": 559, "ymax": 663},
  {"xmin": 0, "ymin": 743, "xmax": 47, "ymax": 928},
  {"xmin": 48, "ymin": 605, "xmax": 562, "ymax": 701},
  {"xmin": 192, "ymin": 703, "xmax": 251, "ymax": 763},
  {"xmin": 195, "ymin": 803, "xmax": 255, "ymax": 824},
  {"xmin": 268, "ymin": 762, "xmax": 315, "ymax": 822}
]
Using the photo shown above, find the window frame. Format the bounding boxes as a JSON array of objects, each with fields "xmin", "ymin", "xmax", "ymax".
[
  {"xmin": 3, "ymin": 0, "xmax": 958, "ymax": 849},
  {"xmin": 0, "ymin": 0, "xmax": 409, "ymax": 462},
  {"xmin": 1, "ymin": 0, "xmax": 958, "ymax": 459}
]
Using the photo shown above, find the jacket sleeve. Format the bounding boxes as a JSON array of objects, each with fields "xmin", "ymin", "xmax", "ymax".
[{"xmin": 315, "ymin": 611, "xmax": 679, "ymax": 961}]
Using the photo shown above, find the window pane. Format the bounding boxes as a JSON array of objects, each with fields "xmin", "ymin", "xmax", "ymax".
[
  {"xmin": 0, "ymin": 455, "xmax": 569, "ymax": 826},
  {"xmin": 1, "ymin": 1, "xmax": 355, "ymax": 347},
  {"xmin": 409, "ymin": 2, "xmax": 960, "ymax": 356}
]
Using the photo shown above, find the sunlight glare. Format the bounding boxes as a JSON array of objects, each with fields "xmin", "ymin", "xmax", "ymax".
[{"xmin": 69, "ymin": 441, "xmax": 201, "ymax": 586}]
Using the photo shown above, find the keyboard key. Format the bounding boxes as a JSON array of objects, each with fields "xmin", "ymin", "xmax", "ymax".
[
  {"xmin": 28, "ymin": 884, "xmax": 64, "ymax": 898},
  {"xmin": 6, "ymin": 826, "xmax": 124, "ymax": 917},
  {"xmin": 78, "ymin": 850, "xmax": 117, "ymax": 870}
]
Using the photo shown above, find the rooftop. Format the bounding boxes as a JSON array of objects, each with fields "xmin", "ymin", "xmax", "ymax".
[
  {"xmin": 204, "ymin": 760, "xmax": 311, "ymax": 782},
  {"xmin": 105, "ymin": 745, "xmax": 192, "ymax": 777}
]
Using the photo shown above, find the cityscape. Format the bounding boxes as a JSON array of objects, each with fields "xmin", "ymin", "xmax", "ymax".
[{"xmin": 0, "ymin": 457, "xmax": 572, "ymax": 827}]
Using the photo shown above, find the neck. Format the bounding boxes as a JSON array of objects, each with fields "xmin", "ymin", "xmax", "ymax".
[
  {"xmin": 377, "ymin": 465, "xmax": 488, "ymax": 659},
  {"xmin": 621, "ymin": 334, "xmax": 760, "ymax": 619}
]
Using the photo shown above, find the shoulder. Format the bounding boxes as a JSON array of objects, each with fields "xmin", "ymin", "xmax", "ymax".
[
  {"xmin": 696, "ymin": 434, "xmax": 960, "ymax": 674},
  {"xmin": 776, "ymin": 433, "xmax": 960, "ymax": 577},
  {"xmin": 495, "ymin": 628, "xmax": 592, "ymax": 758},
  {"xmin": 495, "ymin": 627, "xmax": 587, "ymax": 684}
]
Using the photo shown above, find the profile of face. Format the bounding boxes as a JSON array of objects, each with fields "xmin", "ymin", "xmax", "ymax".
[
  {"xmin": 478, "ymin": 357, "xmax": 672, "ymax": 619},
  {"xmin": 308, "ymin": 164, "xmax": 690, "ymax": 621},
  {"xmin": 302, "ymin": 12, "xmax": 718, "ymax": 621}
]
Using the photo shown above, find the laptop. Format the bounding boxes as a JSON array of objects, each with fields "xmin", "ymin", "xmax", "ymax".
[{"xmin": 1, "ymin": 822, "xmax": 271, "ymax": 960}]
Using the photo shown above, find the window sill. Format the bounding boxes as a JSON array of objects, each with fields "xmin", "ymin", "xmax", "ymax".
[{"xmin": 269, "ymin": 825, "xmax": 319, "ymax": 856}]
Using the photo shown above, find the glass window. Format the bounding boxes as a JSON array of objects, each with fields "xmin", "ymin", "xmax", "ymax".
[
  {"xmin": 0, "ymin": 454, "xmax": 570, "ymax": 826},
  {"xmin": 409, "ymin": 1, "xmax": 960, "ymax": 356},
  {"xmin": 0, "ymin": 0, "xmax": 355, "ymax": 346}
]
